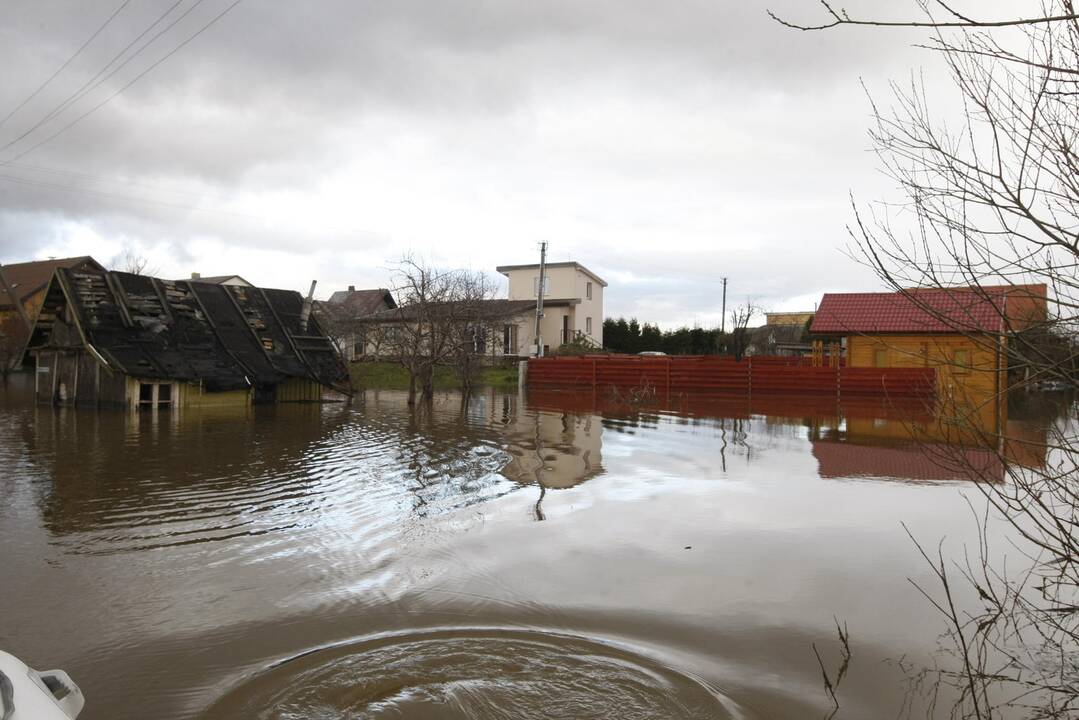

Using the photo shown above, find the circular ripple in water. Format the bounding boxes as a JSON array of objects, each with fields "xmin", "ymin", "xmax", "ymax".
[{"xmin": 205, "ymin": 628, "xmax": 737, "ymax": 719}]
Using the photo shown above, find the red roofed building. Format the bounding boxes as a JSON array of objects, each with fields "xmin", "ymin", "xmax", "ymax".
[{"xmin": 810, "ymin": 285, "xmax": 1047, "ymax": 402}]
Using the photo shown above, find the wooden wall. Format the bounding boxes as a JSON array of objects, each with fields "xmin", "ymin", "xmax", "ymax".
[{"xmin": 846, "ymin": 333, "xmax": 1001, "ymax": 397}]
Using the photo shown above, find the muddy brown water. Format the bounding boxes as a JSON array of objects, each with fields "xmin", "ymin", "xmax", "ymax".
[{"xmin": 0, "ymin": 375, "xmax": 1067, "ymax": 719}]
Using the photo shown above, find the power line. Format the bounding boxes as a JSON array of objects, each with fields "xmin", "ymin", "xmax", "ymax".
[
  {"xmin": 0, "ymin": 0, "xmax": 133, "ymax": 132},
  {"xmin": 0, "ymin": 159, "xmax": 238, "ymax": 204},
  {"xmin": 0, "ymin": 0, "xmax": 201, "ymax": 157},
  {"xmin": 6, "ymin": 0, "xmax": 245, "ymax": 162}
]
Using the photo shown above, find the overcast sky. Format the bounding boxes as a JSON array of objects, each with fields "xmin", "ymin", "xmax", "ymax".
[{"xmin": 0, "ymin": 1, "xmax": 1019, "ymax": 327}]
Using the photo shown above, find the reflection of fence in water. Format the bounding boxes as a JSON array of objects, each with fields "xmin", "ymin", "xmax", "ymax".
[{"xmin": 527, "ymin": 356, "xmax": 936, "ymax": 397}]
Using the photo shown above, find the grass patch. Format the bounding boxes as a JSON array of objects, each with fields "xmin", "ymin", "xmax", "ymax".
[{"xmin": 350, "ymin": 361, "xmax": 519, "ymax": 391}]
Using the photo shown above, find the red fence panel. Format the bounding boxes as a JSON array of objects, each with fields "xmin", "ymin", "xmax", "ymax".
[{"xmin": 527, "ymin": 356, "xmax": 937, "ymax": 398}]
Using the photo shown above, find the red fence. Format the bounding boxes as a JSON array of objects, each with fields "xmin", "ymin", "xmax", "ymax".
[{"xmin": 526, "ymin": 355, "xmax": 936, "ymax": 397}]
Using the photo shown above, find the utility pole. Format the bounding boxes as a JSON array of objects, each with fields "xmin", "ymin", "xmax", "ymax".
[
  {"xmin": 720, "ymin": 277, "xmax": 727, "ymax": 334},
  {"xmin": 534, "ymin": 241, "xmax": 548, "ymax": 357}
]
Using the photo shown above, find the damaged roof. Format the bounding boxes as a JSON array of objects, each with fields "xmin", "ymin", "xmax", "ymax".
[{"xmin": 28, "ymin": 267, "xmax": 349, "ymax": 393}]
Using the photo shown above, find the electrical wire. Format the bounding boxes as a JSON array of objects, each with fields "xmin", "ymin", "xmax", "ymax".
[
  {"xmin": 0, "ymin": 0, "xmax": 202, "ymax": 157},
  {"xmin": 0, "ymin": 0, "xmax": 132, "ymax": 132},
  {"xmin": 7, "ymin": 0, "xmax": 245, "ymax": 162}
]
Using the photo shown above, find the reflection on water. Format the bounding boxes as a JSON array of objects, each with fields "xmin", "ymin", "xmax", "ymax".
[{"xmin": 0, "ymin": 374, "xmax": 1067, "ymax": 719}]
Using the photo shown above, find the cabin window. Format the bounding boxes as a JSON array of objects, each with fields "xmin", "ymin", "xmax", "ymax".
[
  {"xmin": 873, "ymin": 349, "xmax": 888, "ymax": 367},
  {"xmin": 138, "ymin": 382, "xmax": 174, "ymax": 408},
  {"xmin": 586, "ymin": 282, "xmax": 593, "ymax": 300},
  {"xmin": 954, "ymin": 348, "xmax": 970, "ymax": 373}
]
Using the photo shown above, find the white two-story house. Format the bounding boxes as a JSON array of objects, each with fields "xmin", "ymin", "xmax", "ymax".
[{"xmin": 496, "ymin": 261, "xmax": 606, "ymax": 355}]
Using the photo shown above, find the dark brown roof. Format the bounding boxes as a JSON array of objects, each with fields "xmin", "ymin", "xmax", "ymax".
[
  {"xmin": 364, "ymin": 299, "xmax": 535, "ymax": 323},
  {"xmin": 28, "ymin": 267, "xmax": 349, "ymax": 393},
  {"xmin": 0, "ymin": 256, "xmax": 103, "ymax": 308}
]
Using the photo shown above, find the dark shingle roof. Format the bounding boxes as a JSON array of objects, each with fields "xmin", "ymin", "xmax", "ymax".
[{"xmin": 29, "ymin": 267, "xmax": 349, "ymax": 393}]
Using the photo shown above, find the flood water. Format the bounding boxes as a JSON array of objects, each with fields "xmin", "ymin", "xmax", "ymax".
[{"xmin": 0, "ymin": 374, "xmax": 1068, "ymax": 719}]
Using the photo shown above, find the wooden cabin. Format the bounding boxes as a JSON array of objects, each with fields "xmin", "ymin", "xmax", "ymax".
[
  {"xmin": 26, "ymin": 267, "xmax": 350, "ymax": 408},
  {"xmin": 810, "ymin": 285, "xmax": 1048, "ymax": 441}
]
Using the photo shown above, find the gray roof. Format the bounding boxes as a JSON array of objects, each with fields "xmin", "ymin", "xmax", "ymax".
[{"xmin": 363, "ymin": 298, "xmax": 535, "ymax": 323}]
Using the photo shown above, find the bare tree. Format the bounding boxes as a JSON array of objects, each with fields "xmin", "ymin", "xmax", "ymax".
[
  {"xmin": 444, "ymin": 270, "xmax": 503, "ymax": 397},
  {"xmin": 775, "ymin": 3, "xmax": 1079, "ymax": 717},
  {"xmin": 726, "ymin": 300, "xmax": 761, "ymax": 361},
  {"xmin": 361, "ymin": 258, "xmax": 501, "ymax": 404},
  {"xmin": 111, "ymin": 247, "xmax": 158, "ymax": 276}
]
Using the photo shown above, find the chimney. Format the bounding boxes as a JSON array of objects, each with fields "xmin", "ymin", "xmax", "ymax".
[
  {"xmin": 348, "ymin": 285, "xmax": 355, "ymax": 292},
  {"xmin": 299, "ymin": 280, "xmax": 317, "ymax": 332},
  {"xmin": 191, "ymin": 272, "xmax": 201, "ymax": 279}
]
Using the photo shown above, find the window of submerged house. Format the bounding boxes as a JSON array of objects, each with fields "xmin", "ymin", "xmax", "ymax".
[
  {"xmin": 138, "ymin": 382, "xmax": 174, "ymax": 408},
  {"xmin": 874, "ymin": 348, "xmax": 888, "ymax": 367}
]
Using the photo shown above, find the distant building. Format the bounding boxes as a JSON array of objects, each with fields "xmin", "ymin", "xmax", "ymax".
[
  {"xmin": 496, "ymin": 261, "xmax": 607, "ymax": 354},
  {"xmin": 360, "ymin": 261, "xmax": 607, "ymax": 359},
  {"xmin": 27, "ymin": 267, "xmax": 349, "ymax": 408},
  {"xmin": 318, "ymin": 286, "xmax": 397, "ymax": 361},
  {"xmin": 185, "ymin": 272, "xmax": 253, "ymax": 287},
  {"xmin": 765, "ymin": 311, "xmax": 814, "ymax": 327}
]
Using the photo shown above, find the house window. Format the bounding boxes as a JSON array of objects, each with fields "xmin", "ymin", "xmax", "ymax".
[
  {"xmin": 586, "ymin": 282, "xmax": 592, "ymax": 300},
  {"xmin": 138, "ymin": 382, "xmax": 174, "ymax": 408},
  {"xmin": 586, "ymin": 316, "xmax": 592, "ymax": 334},
  {"xmin": 471, "ymin": 325, "xmax": 487, "ymax": 354},
  {"xmin": 503, "ymin": 324, "xmax": 518, "ymax": 354},
  {"xmin": 533, "ymin": 276, "xmax": 550, "ymax": 296},
  {"xmin": 873, "ymin": 349, "xmax": 888, "ymax": 367}
]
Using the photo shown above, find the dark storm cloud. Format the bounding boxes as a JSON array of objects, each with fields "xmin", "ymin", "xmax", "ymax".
[{"xmin": 0, "ymin": 0, "xmax": 1018, "ymax": 321}]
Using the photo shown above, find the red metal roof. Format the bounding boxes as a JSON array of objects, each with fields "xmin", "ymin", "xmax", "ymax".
[{"xmin": 811, "ymin": 288, "xmax": 1010, "ymax": 335}]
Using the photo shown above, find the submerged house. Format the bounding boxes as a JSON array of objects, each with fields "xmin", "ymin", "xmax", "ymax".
[
  {"xmin": 811, "ymin": 285, "xmax": 1048, "ymax": 399},
  {"xmin": 27, "ymin": 267, "xmax": 349, "ymax": 408}
]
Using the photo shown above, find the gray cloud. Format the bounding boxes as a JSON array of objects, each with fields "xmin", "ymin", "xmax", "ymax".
[{"xmin": 0, "ymin": 0, "xmax": 1008, "ymax": 324}]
